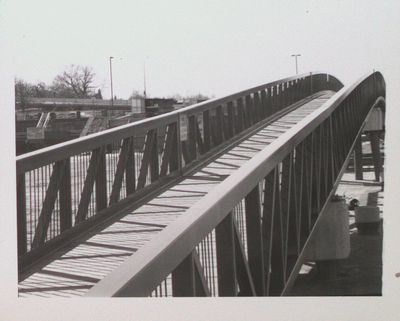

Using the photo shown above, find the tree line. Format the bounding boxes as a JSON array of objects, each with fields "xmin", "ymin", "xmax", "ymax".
[
  {"xmin": 15, "ymin": 64, "xmax": 212, "ymax": 108},
  {"xmin": 15, "ymin": 65, "xmax": 102, "ymax": 104}
]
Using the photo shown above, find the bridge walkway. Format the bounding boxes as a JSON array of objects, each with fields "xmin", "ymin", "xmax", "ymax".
[{"xmin": 18, "ymin": 91, "xmax": 335, "ymax": 297}]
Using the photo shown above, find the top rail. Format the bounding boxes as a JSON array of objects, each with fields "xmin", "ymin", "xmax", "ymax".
[{"xmin": 16, "ymin": 72, "xmax": 341, "ymax": 174}]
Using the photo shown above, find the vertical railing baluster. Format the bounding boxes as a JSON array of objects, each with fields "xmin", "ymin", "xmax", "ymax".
[
  {"xmin": 236, "ymin": 98, "xmax": 245, "ymax": 132},
  {"xmin": 227, "ymin": 101, "xmax": 235, "ymax": 138},
  {"xmin": 269, "ymin": 165, "xmax": 285, "ymax": 296},
  {"xmin": 202, "ymin": 110, "xmax": 211, "ymax": 152},
  {"xmin": 260, "ymin": 89, "xmax": 268, "ymax": 119},
  {"xmin": 150, "ymin": 129, "xmax": 159, "ymax": 182},
  {"xmin": 244, "ymin": 185, "xmax": 265, "ymax": 296},
  {"xmin": 169, "ymin": 122, "xmax": 179, "ymax": 172},
  {"xmin": 17, "ymin": 173, "xmax": 27, "ymax": 256},
  {"xmin": 245, "ymin": 95, "xmax": 253, "ymax": 127},
  {"xmin": 253, "ymin": 92, "xmax": 262, "ymax": 123},
  {"xmin": 216, "ymin": 212, "xmax": 237, "ymax": 296},
  {"xmin": 59, "ymin": 157, "xmax": 72, "ymax": 232},
  {"xmin": 369, "ymin": 131, "xmax": 382, "ymax": 182},
  {"xmin": 262, "ymin": 170, "xmax": 275, "ymax": 295},
  {"xmin": 172, "ymin": 253, "xmax": 195, "ymax": 296},
  {"xmin": 270, "ymin": 86, "xmax": 279, "ymax": 114},
  {"xmin": 297, "ymin": 140, "xmax": 308, "ymax": 247},
  {"xmin": 287, "ymin": 151, "xmax": 299, "ymax": 269},
  {"xmin": 188, "ymin": 115, "xmax": 197, "ymax": 161},
  {"xmin": 216, "ymin": 105, "xmax": 224, "ymax": 144},
  {"xmin": 126, "ymin": 136, "xmax": 136, "ymax": 195},
  {"xmin": 95, "ymin": 147, "xmax": 107, "ymax": 212},
  {"xmin": 222, "ymin": 105, "xmax": 231, "ymax": 140}
]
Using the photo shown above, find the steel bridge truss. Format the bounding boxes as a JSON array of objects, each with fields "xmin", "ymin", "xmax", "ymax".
[{"xmin": 16, "ymin": 71, "xmax": 385, "ymax": 297}]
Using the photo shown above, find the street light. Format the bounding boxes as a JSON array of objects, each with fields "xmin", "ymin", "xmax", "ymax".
[
  {"xmin": 143, "ymin": 60, "xmax": 147, "ymax": 99},
  {"xmin": 143, "ymin": 56, "xmax": 150, "ymax": 99},
  {"xmin": 109, "ymin": 56, "xmax": 114, "ymax": 106},
  {"xmin": 291, "ymin": 54, "xmax": 301, "ymax": 75}
]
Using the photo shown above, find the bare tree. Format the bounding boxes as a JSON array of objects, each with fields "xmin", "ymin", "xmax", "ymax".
[
  {"xmin": 15, "ymin": 78, "xmax": 52, "ymax": 109},
  {"xmin": 129, "ymin": 90, "xmax": 145, "ymax": 99},
  {"xmin": 52, "ymin": 65, "xmax": 96, "ymax": 98}
]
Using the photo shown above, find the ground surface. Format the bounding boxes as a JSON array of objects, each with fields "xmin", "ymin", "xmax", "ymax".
[{"xmin": 289, "ymin": 171, "xmax": 383, "ymax": 296}]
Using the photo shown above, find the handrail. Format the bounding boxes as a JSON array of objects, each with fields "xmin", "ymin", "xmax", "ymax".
[
  {"xmin": 86, "ymin": 71, "xmax": 385, "ymax": 296},
  {"xmin": 16, "ymin": 71, "xmax": 343, "ymax": 268},
  {"xmin": 16, "ymin": 72, "xmax": 341, "ymax": 173}
]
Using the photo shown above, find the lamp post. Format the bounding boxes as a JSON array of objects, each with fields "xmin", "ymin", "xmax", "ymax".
[
  {"xmin": 109, "ymin": 56, "xmax": 114, "ymax": 106},
  {"xmin": 291, "ymin": 54, "xmax": 301, "ymax": 75},
  {"xmin": 143, "ymin": 60, "xmax": 147, "ymax": 99}
]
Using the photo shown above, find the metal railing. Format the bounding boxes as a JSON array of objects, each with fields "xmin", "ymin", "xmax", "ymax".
[
  {"xmin": 16, "ymin": 72, "xmax": 342, "ymax": 270},
  {"xmin": 84, "ymin": 71, "xmax": 385, "ymax": 297}
]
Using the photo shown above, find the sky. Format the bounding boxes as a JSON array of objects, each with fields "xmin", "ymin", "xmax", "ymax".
[
  {"xmin": 1, "ymin": 0, "xmax": 400, "ymax": 99},
  {"xmin": 1, "ymin": 1, "xmax": 400, "ymax": 320}
]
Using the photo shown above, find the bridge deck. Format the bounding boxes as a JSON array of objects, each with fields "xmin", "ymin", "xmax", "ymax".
[{"xmin": 19, "ymin": 91, "xmax": 335, "ymax": 297}]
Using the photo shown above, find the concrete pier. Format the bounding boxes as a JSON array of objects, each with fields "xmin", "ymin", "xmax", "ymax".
[{"xmin": 288, "ymin": 171, "xmax": 383, "ymax": 296}]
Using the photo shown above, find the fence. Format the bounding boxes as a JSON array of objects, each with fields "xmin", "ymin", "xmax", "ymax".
[
  {"xmin": 16, "ymin": 72, "xmax": 343, "ymax": 271},
  {"xmin": 84, "ymin": 71, "xmax": 385, "ymax": 296}
]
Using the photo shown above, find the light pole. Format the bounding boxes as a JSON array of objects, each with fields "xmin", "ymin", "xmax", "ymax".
[
  {"xmin": 291, "ymin": 54, "xmax": 301, "ymax": 75},
  {"xmin": 143, "ymin": 60, "xmax": 147, "ymax": 99},
  {"xmin": 109, "ymin": 56, "xmax": 114, "ymax": 106}
]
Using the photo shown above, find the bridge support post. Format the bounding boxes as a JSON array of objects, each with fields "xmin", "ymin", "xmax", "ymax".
[
  {"xmin": 172, "ymin": 253, "xmax": 195, "ymax": 296},
  {"xmin": 95, "ymin": 147, "xmax": 108, "ymax": 211},
  {"xmin": 354, "ymin": 136, "xmax": 363, "ymax": 180},
  {"xmin": 17, "ymin": 173, "xmax": 27, "ymax": 256},
  {"xmin": 368, "ymin": 131, "xmax": 382, "ymax": 182},
  {"xmin": 187, "ymin": 115, "xmax": 197, "ymax": 161},
  {"xmin": 268, "ymin": 168, "xmax": 285, "ymax": 296},
  {"xmin": 245, "ymin": 185, "xmax": 265, "ymax": 296},
  {"xmin": 59, "ymin": 158, "xmax": 72, "ymax": 232},
  {"xmin": 216, "ymin": 213, "xmax": 237, "ymax": 296},
  {"xmin": 304, "ymin": 197, "xmax": 350, "ymax": 278}
]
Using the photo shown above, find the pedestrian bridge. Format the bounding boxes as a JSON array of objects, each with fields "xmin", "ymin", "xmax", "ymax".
[{"xmin": 16, "ymin": 71, "xmax": 385, "ymax": 297}]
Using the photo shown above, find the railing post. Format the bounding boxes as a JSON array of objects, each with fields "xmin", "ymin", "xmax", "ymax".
[
  {"xmin": 236, "ymin": 98, "xmax": 245, "ymax": 132},
  {"xmin": 216, "ymin": 105, "xmax": 224, "ymax": 144},
  {"xmin": 245, "ymin": 94, "xmax": 254, "ymax": 126},
  {"xmin": 95, "ymin": 147, "xmax": 108, "ymax": 212},
  {"xmin": 268, "ymin": 166, "xmax": 285, "ymax": 295},
  {"xmin": 281, "ymin": 83, "xmax": 287, "ymax": 108},
  {"xmin": 59, "ymin": 157, "xmax": 72, "ymax": 232},
  {"xmin": 150, "ymin": 129, "xmax": 159, "ymax": 182},
  {"xmin": 245, "ymin": 185, "xmax": 265, "ymax": 296},
  {"xmin": 260, "ymin": 89, "xmax": 268, "ymax": 119},
  {"xmin": 17, "ymin": 173, "xmax": 27, "ymax": 256},
  {"xmin": 354, "ymin": 135, "xmax": 363, "ymax": 180},
  {"xmin": 202, "ymin": 110, "xmax": 211, "ymax": 152},
  {"xmin": 169, "ymin": 123, "xmax": 180, "ymax": 173},
  {"xmin": 176, "ymin": 113, "xmax": 183, "ymax": 172},
  {"xmin": 272, "ymin": 85, "xmax": 278, "ymax": 113},
  {"xmin": 369, "ymin": 131, "xmax": 382, "ymax": 182},
  {"xmin": 227, "ymin": 101, "xmax": 235, "ymax": 138},
  {"xmin": 221, "ymin": 105, "xmax": 230, "ymax": 140},
  {"xmin": 126, "ymin": 136, "xmax": 136, "ymax": 195},
  {"xmin": 188, "ymin": 115, "xmax": 197, "ymax": 161},
  {"xmin": 261, "ymin": 170, "xmax": 275, "ymax": 295},
  {"xmin": 172, "ymin": 253, "xmax": 195, "ymax": 296},
  {"xmin": 253, "ymin": 92, "xmax": 262, "ymax": 123},
  {"xmin": 296, "ymin": 140, "xmax": 311, "ymax": 247},
  {"xmin": 216, "ymin": 212, "xmax": 237, "ymax": 296}
]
